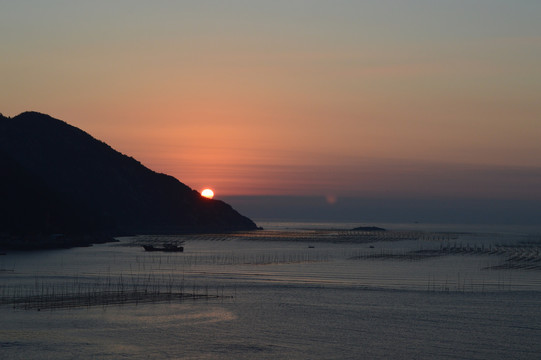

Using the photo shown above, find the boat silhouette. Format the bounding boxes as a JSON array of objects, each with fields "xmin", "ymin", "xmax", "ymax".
[{"xmin": 142, "ymin": 243, "xmax": 184, "ymax": 252}]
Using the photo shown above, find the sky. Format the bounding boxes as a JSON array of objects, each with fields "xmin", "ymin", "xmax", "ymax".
[{"xmin": 1, "ymin": 1, "xmax": 540, "ymax": 223}]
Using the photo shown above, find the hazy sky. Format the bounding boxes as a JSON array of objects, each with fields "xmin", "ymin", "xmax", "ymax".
[{"xmin": 2, "ymin": 1, "xmax": 540, "ymax": 201}]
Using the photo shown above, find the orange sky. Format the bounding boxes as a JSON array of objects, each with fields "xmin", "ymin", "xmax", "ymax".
[{"xmin": 1, "ymin": 1, "xmax": 540, "ymax": 200}]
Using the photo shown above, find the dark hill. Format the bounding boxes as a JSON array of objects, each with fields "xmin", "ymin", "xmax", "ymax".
[
  {"xmin": 0, "ymin": 111, "xmax": 257, "ymax": 249},
  {"xmin": 0, "ymin": 146, "xmax": 112, "ymax": 249}
]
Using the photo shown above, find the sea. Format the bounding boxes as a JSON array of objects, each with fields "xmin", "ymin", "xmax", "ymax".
[{"xmin": 1, "ymin": 221, "xmax": 541, "ymax": 360}]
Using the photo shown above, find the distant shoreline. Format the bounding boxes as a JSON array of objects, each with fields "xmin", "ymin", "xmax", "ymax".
[{"xmin": 0, "ymin": 233, "xmax": 116, "ymax": 251}]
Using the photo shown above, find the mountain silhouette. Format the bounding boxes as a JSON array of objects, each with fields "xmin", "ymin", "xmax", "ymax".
[{"xmin": 0, "ymin": 111, "xmax": 257, "ymax": 249}]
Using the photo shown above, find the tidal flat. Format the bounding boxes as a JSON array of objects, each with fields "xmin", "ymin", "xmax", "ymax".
[{"xmin": 1, "ymin": 223, "xmax": 541, "ymax": 359}]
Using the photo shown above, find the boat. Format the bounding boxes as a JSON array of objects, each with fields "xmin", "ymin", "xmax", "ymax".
[{"xmin": 142, "ymin": 244, "xmax": 184, "ymax": 252}]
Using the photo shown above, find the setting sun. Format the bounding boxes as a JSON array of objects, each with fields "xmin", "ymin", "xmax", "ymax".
[{"xmin": 201, "ymin": 188, "xmax": 214, "ymax": 199}]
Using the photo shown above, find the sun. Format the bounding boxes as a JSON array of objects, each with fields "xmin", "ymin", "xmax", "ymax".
[{"xmin": 201, "ymin": 188, "xmax": 214, "ymax": 199}]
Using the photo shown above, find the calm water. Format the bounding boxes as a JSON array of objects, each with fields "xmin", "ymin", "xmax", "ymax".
[{"xmin": 1, "ymin": 222, "xmax": 541, "ymax": 359}]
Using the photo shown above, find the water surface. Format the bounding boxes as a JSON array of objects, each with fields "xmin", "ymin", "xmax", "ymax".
[{"xmin": 1, "ymin": 223, "xmax": 540, "ymax": 359}]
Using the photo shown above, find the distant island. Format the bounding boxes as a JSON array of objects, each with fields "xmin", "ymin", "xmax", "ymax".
[
  {"xmin": 0, "ymin": 111, "xmax": 258, "ymax": 250},
  {"xmin": 351, "ymin": 226, "xmax": 386, "ymax": 231}
]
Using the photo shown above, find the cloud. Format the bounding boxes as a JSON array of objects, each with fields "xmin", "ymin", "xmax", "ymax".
[{"xmin": 171, "ymin": 153, "xmax": 541, "ymax": 200}]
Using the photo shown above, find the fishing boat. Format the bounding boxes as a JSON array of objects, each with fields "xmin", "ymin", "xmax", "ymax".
[{"xmin": 142, "ymin": 243, "xmax": 184, "ymax": 252}]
